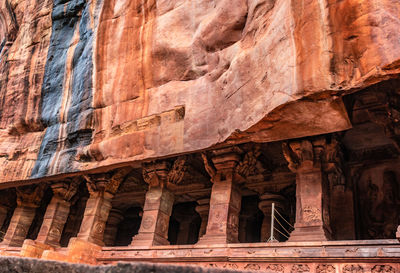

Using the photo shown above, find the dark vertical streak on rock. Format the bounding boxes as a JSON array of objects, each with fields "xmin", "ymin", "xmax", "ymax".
[{"xmin": 31, "ymin": 0, "xmax": 94, "ymax": 178}]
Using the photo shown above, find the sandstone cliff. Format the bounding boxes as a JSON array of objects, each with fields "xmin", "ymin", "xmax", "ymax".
[{"xmin": 0, "ymin": 0, "xmax": 399, "ymax": 184}]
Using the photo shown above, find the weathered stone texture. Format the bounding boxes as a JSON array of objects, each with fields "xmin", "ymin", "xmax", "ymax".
[
  {"xmin": 0, "ymin": 256, "xmax": 240, "ymax": 273},
  {"xmin": 0, "ymin": 0, "xmax": 399, "ymax": 183}
]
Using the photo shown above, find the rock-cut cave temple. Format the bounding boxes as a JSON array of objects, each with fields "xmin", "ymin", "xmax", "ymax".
[{"xmin": 0, "ymin": 0, "xmax": 400, "ymax": 272}]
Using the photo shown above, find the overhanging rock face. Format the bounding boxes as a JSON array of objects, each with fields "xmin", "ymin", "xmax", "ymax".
[{"xmin": 0, "ymin": 0, "xmax": 399, "ymax": 183}]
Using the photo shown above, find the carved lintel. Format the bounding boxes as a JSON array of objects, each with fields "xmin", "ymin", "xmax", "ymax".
[{"xmin": 16, "ymin": 184, "xmax": 46, "ymax": 208}]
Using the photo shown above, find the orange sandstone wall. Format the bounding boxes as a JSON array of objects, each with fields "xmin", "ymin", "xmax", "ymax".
[{"xmin": 0, "ymin": 0, "xmax": 399, "ymax": 183}]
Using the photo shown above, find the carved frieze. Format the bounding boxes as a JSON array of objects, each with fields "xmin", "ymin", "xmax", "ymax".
[
  {"xmin": 371, "ymin": 265, "xmax": 395, "ymax": 273},
  {"xmin": 266, "ymin": 264, "xmax": 284, "ymax": 273},
  {"xmin": 343, "ymin": 265, "xmax": 364, "ymax": 273},
  {"xmin": 291, "ymin": 264, "xmax": 310, "ymax": 273},
  {"xmin": 316, "ymin": 264, "xmax": 336, "ymax": 273}
]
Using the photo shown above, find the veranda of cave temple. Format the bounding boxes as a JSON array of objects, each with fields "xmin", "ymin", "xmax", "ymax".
[{"xmin": 0, "ymin": 81, "xmax": 398, "ymax": 272}]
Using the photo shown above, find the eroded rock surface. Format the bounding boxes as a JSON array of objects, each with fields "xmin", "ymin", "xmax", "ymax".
[
  {"xmin": 0, "ymin": 0, "xmax": 399, "ymax": 183},
  {"xmin": 0, "ymin": 256, "xmax": 238, "ymax": 273}
]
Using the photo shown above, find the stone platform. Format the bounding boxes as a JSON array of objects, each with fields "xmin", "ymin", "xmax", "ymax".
[{"xmin": 99, "ymin": 240, "xmax": 400, "ymax": 272}]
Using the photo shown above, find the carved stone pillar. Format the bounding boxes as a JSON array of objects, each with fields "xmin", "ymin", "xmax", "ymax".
[
  {"xmin": 2, "ymin": 184, "xmax": 45, "ymax": 247},
  {"xmin": 20, "ymin": 180, "xmax": 80, "ymax": 258},
  {"xmin": 195, "ymin": 199, "xmax": 210, "ymax": 239},
  {"xmin": 76, "ymin": 170, "xmax": 127, "ymax": 246},
  {"xmin": 282, "ymin": 138, "xmax": 332, "ymax": 241},
  {"xmin": 258, "ymin": 193, "xmax": 286, "ymax": 242},
  {"xmin": 36, "ymin": 180, "xmax": 79, "ymax": 246},
  {"xmin": 131, "ymin": 161, "xmax": 176, "ymax": 247},
  {"xmin": 197, "ymin": 147, "xmax": 243, "ymax": 245},
  {"xmin": 103, "ymin": 209, "xmax": 124, "ymax": 246}
]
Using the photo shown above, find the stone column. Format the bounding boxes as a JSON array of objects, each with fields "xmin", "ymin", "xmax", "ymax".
[
  {"xmin": 0, "ymin": 205, "xmax": 9, "ymax": 229},
  {"xmin": 21, "ymin": 180, "xmax": 80, "ymax": 258},
  {"xmin": 195, "ymin": 199, "xmax": 209, "ymax": 239},
  {"xmin": 103, "ymin": 208, "xmax": 124, "ymax": 246},
  {"xmin": 76, "ymin": 171, "xmax": 126, "ymax": 246},
  {"xmin": 282, "ymin": 138, "xmax": 332, "ymax": 241},
  {"xmin": 258, "ymin": 193, "xmax": 286, "ymax": 242},
  {"xmin": 197, "ymin": 147, "xmax": 243, "ymax": 245},
  {"xmin": 48, "ymin": 169, "xmax": 130, "ymax": 264},
  {"xmin": 36, "ymin": 180, "xmax": 79, "ymax": 246},
  {"xmin": 131, "ymin": 161, "xmax": 175, "ymax": 247},
  {"xmin": 2, "ymin": 184, "xmax": 45, "ymax": 247}
]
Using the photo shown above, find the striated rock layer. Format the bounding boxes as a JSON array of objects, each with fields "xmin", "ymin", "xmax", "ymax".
[{"xmin": 0, "ymin": 0, "xmax": 399, "ymax": 183}]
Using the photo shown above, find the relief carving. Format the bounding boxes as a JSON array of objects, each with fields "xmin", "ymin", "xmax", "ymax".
[
  {"xmin": 94, "ymin": 222, "xmax": 105, "ymax": 234},
  {"xmin": 201, "ymin": 153, "xmax": 217, "ymax": 183},
  {"xmin": 167, "ymin": 156, "xmax": 187, "ymax": 185},
  {"xmin": 237, "ymin": 144, "xmax": 262, "ymax": 177},
  {"xmin": 303, "ymin": 206, "xmax": 321, "ymax": 223},
  {"xmin": 142, "ymin": 157, "xmax": 187, "ymax": 188},
  {"xmin": 291, "ymin": 264, "xmax": 310, "ymax": 273},
  {"xmin": 362, "ymin": 171, "xmax": 400, "ymax": 239},
  {"xmin": 316, "ymin": 265, "xmax": 336, "ymax": 273},
  {"xmin": 343, "ymin": 265, "xmax": 364, "ymax": 273},
  {"xmin": 84, "ymin": 168, "xmax": 130, "ymax": 198},
  {"xmin": 323, "ymin": 136, "xmax": 346, "ymax": 188},
  {"xmin": 244, "ymin": 264, "xmax": 261, "ymax": 271},
  {"xmin": 142, "ymin": 216, "xmax": 155, "ymax": 230},
  {"xmin": 266, "ymin": 264, "xmax": 284, "ymax": 273},
  {"xmin": 371, "ymin": 265, "xmax": 395, "ymax": 273},
  {"xmin": 222, "ymin": 263, "xmax": 238, "ymax": 269}
]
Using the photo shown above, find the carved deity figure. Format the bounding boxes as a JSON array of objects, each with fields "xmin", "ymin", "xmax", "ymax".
[{"xmin": 363, "ymin": 171, "xmax": 400, "ymax": 239}]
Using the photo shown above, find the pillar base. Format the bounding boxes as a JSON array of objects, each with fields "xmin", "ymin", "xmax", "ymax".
[
  {"xmin": 288, "ymin": 225, "xmax": 331, "ymax": 242},
  {"xmin": 42, "ymin": 249, "xmax": 69, "ymax": 262},
  {"xmin": 67, "ymin": 237, "xmax": 102, "ymax": 264},
  {"xmin": 131, "ymin": 233, "xmax": 170, "ymax": 247},
  {"xmin": 20, "ymin": 239, "xmax": 54, "ymax": 258}
]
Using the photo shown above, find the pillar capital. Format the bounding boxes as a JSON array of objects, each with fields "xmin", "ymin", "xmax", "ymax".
[
  {"xmin": 282, "ymin": 138, "xmax": 327, "ymax": 173},
  {"xmin": 201, "ymin": 146, "xmax": 244, "ymax": 184},
  {"xmin": 50, "ymin": 178, "xmax": 80, "ymax": 202},
  {"xmin": 84, "ymin": 168, "xmax": 130, "ymax": 199},
  {"xmin": 16, "ymin": 184, "xmax": 46, "ymax": 208},
  {"xmin": 142, "ymin": 156, "xmax": 187, "ymax": 190}
]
